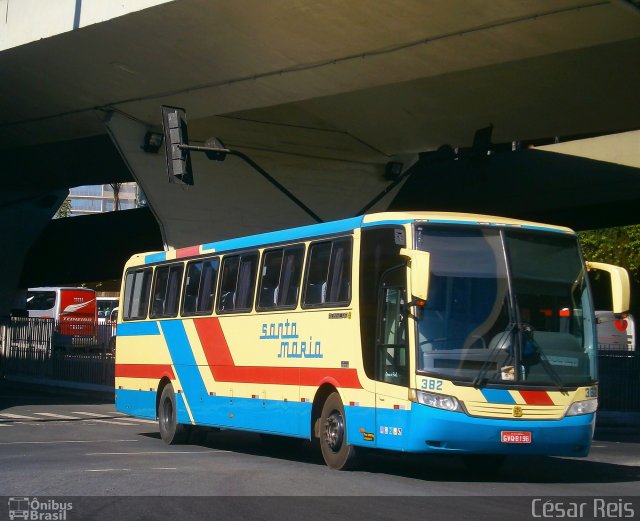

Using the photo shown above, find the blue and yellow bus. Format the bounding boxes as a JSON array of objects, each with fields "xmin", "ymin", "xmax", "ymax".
[{"xmin": 114, "ymin": 211, "xmax": 629, "ymax": 470}]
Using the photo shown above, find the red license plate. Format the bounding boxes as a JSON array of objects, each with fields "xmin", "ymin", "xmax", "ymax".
[{"xmin": 501, "ymin": 431, "xmax": 532, "ymax": 444}]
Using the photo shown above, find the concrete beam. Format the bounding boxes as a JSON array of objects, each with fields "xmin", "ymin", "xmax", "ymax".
[
  {"xmin": 536, "ymin": 130, "xmax": 640, "ymax": 169},
  {"xmin": 105, "ymin": 111, "xmax": 403, "ymax": 249}
]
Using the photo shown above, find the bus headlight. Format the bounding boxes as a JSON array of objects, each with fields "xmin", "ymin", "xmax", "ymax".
[
  {"xmin": 566, "ymin": 399, "xmax": 598, "ymax": 416},
  {"xmin": 409, "ymin": 389, "xmax": 464, "ymax": 412}
]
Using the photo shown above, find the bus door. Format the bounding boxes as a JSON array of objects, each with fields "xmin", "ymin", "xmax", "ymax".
[{"xmin": 374, "ymin": 267, "xmax": 410, "ymax": 450}]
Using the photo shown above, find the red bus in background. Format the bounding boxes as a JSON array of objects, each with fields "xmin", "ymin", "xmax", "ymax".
[{"xmin": 26, "ymin": 287, "xmax": 98, "ymax": 349}]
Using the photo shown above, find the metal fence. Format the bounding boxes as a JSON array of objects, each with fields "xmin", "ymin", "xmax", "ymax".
[
  {"xmin": 1, "ymin": 317, "xmax": 114, "ymax": 387},
  {"xmin": 598, "ymin": 351, "xmax": 640, "ymax": 411}
]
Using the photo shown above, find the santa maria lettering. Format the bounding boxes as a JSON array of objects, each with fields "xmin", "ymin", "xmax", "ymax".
[{"xmin": 259, "ymin": 320, "xmax": 323, "ymax": 359}]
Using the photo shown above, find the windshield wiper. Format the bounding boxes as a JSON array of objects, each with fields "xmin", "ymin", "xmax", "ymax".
[
  {"xmin": 472, "ymin": 322, "xmax": 516, "ymax": 388},
  {"xmin": 521, "ymin": 325, "xmax": 567, "ymax": 391}
]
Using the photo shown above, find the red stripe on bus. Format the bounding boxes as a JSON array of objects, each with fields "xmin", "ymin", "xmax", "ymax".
[
  {"xmin": 176, "ymin": 245, "xmax": 201, "ymax": 259},
  {"xmin": 519, "ymin": 390, "xmax": 554, "ymax": 405},
  {"xmin": 213, "ymin": 365, "xmax": 362, "ymax": 388},
  {"xmin": 193, "ymin": 318, "xmax": 235, "ymax": 366},
  {"xmin": 194, "ymin": 317, "xmax": 362, "ymax": 389},
  {"xmin": 115, "ymin": 364, "xmax": 175, "ymax": 380}
]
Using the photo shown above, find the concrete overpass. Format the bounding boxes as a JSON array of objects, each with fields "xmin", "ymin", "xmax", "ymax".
[{"xmin": 1, "ymin": 0, "xmax": 640, "ymax": 315}]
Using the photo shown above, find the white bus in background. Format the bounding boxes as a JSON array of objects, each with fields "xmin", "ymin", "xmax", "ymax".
[
  {"xmin": 97, "ymin": 296, "xmax": 119, "ymax": 325},
  {"xmin": 596, "ymin": 311, "xmax": 636, "ymax": 351},
  {"xmin": 25, "ymin": 287, "xmax": 98, "ymax": 351}
]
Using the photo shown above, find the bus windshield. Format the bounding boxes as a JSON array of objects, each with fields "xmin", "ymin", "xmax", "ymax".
[{"xmin": 415, "ymin": 225, "xmax": 596, "ymax": 387}]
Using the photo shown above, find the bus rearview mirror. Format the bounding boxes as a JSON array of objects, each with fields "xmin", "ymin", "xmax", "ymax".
[
  {"xmin": 586, "ymin": 261, "xmax": 631, "ymax": 315},
  {"xmin": 400, "ymin": 248, "xmax": 430, "ymax": 302}
]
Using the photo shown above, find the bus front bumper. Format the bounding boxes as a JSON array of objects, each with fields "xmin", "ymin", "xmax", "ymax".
[{"xmin": 405, "ymin": 405, "xmax": 595, "ymax": 456}]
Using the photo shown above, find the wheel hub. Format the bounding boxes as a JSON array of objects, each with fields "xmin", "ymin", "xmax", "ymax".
[{"xmin": 324, "ymin": 410, "xmax": 344, "ymax": 452}]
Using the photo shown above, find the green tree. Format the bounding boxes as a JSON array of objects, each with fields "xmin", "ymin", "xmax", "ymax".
[
  {"xmin": 579, "ymin": 225, "xmax": 640, "ymax": 314},
  {"xmin": 54, "ymin": 198, "xmax": 72, "ymax": 219}
]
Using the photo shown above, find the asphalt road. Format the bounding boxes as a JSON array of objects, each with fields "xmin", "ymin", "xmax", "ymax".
[{"xmin": 0, "ymin": 383, "xmax": 639, "ymax": 521}]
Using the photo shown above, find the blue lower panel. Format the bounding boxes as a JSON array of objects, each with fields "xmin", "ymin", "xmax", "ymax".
[
  {"xmin": 117, "ymin": 389, "xmax": 594, "ymax": 457},
  {"xmin": 346, "ymin": 404, "xmax": 594, "ymax": 456},
  {"xmin": 115, "ymin": 389, "xmax": 156, "ymax": 420},
  {"xmin": 116, "ymin": 389, "xmax": 311, "ymax": 438},
  {"xmin": 176, "ymin": 392, "xmax": 191, "ymax": 424},
  {"xmin": 221, "ymin": 397, "xmax": 311, "ymax": 438},
  {"xmin": 344, "ymin": 405, "xmax": 376, "ymax": 447}
]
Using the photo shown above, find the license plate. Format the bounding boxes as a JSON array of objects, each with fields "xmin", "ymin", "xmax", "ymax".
[{"xmin": 501, "ymin": 431, "xmax": 532, "ymax": 444}]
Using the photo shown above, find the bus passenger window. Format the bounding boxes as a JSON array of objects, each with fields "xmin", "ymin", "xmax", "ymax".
[
  {"xmin": 278, "ymin": 246, "xmax": 304, "ymax": 307},
  {"xmin": 182, "ymin": 258, "xmax": 219, "ymax": 316},
  {"xmin": 304, "ymin": 242, "xmax": 331, "ymax": 305},
  {"xmin": 236, "ymin": 253, "xmax": 258, "ymax": 311},
  {"xmin": 123, "ymin": 268, "xmax": 152, "ymax": 320},
  {"xmin": 150, "ymin": 264, "xmax": 184, "ymax": 318},
  {"xmin": 303, "ymin": 239, "xmax": 352, "ymax": 307},
  {"xmin": 217, "ymin": 252, "xmax": 258, "ymax": 313},
  {"xmin": 327, "ymin": 239, "xmax": 352, "ymax": 304},
  {"xmin": 218, "ymin": 256, "xmax": 239, "ymax": 312},
  {"xmin": 258, "ymin": 249, "xmax": 283, "ymax": 309},
  {"xmin": 258, "ymin": 245, "xmax": 304, "ymax": 311}
]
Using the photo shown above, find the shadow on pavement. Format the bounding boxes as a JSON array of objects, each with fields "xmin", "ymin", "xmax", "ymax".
[
  {"xmin": 138, "ymin": 428, "xmax": 640, "ymax": 485},
  {"xmin": 0, "ymin": 379, "xmax": 112, "ymax": 410}
]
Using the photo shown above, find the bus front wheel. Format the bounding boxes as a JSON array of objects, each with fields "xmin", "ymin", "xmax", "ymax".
[
  {"xmin": 319, "ymin": 392, "xmax": 359, "ymax": 470},
  {"xmin": 158, "ymin": 383, "xmax": 189, "ymax": 445}
]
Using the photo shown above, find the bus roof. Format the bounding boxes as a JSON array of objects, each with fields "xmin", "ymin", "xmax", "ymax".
[
  {"xmin": 28, "ymin": 286, "xmax": 95, "ymax": 292},
  {"xmin": 127, "ymin": 211, "xmax": 575, "ymax": 267}
]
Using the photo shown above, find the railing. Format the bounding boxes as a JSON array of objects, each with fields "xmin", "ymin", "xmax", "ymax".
[
  {"xmin": 598, "ymin": 350, "xmax": 640, "ymax": 412},
  {"xmin": 1, "ymin": 317, "xmax": 114, "ymax": 387}
]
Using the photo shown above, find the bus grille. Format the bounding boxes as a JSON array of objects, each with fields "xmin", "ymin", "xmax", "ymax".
[{"xmin": 464, "ymin": 401, "xmax": 567, "ymax": 420}]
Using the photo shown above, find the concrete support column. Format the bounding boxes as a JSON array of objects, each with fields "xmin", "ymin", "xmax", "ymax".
[{"xmin": 0, "ymin": 190, "xmax": 68, "ymax": 318}]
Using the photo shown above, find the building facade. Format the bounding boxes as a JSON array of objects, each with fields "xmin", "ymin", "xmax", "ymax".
[{"xmin": 67, "ymin": 183, "xmax": 144, "ymax": 216}]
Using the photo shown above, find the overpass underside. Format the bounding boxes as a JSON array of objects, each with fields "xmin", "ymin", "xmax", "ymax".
[{"xmin": 1, "ymin": 0, "xmax": 639, "ymax": 312}]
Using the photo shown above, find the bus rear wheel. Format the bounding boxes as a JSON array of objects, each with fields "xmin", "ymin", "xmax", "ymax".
[
  {"xmin": 319, "ymin": 392, "xmax": 359, "ymax": 470},
  {"xmin": 158, "ymin": 383, "xmax": 189, "ymax": 445}
]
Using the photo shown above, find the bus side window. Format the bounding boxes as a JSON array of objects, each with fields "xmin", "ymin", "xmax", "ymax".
[
  {"xmin": 217, "ymin": 252, "xmax": 258, "ymax": 313},
  {"xmin": 277, "ymin": 246, "xmax": 304, "ymax": 307},
  {"xmin": 150, "ymin": 264, "xmax": 184, "ymax": 318},
  {"xmin": 182, "ymin": 257, "xmax": 219, "ymax": 316},
  {"xmin": 218, "ymin": 256, "xmax": 239, "ymax": 312},
  {"xmin": 304, "ymin": 242, "xmax": 331, "ymax": 306},
  {"xmin": 123, "ymin": 268, "xmax": 152, "ymax": 320},
  {"xmin": 258, "ymin": 245, "xmax": 304, "ymax": 311},
  {"xmin": 258, "ymin": 249, "xmax": 284, "ymax": 310},
  {"xmin": 303, "ymin": 238, "xmax": 352, "ymax": 308},
  {"xmin": 236, "ymin": 253, "xmax": 258, "ymax": 311},
  {"xmin": 327, "ymin": 239, "xmax": 352, "ymax": 304}
]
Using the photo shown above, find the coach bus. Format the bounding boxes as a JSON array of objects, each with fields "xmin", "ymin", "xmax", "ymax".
[
  {"xmin": 27, "ymin": 286, "xmax": 98, "ymax": 350},
  {"xmin": 114, "ymin": 211, "xmax": 630, "ymax": 470}
]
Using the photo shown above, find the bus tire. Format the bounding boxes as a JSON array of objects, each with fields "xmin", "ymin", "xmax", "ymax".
[
  {"xmin": 319, "ymin": 392, "xmax": 359, "ymax": 470},
  {"xmin": 158, "ymin": 383, "xmax": 188, "ymax": 445}
]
